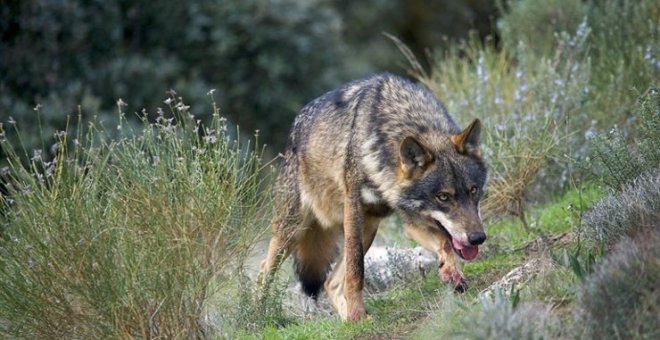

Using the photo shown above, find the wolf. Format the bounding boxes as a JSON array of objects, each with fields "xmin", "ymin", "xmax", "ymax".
[{"xmin": 257, "ymin": 73, "xmax": 488, "ymax": 321}]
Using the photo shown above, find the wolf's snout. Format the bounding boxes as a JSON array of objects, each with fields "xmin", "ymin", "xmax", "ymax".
[{"xmin": 467, "ymin": 231, "xmax": 486, "ymax": 246}]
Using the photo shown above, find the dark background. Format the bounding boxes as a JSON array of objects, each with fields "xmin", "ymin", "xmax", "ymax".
[{"xmin": 0, "ymin": 0, "xmax": 499, "ymax": 152}]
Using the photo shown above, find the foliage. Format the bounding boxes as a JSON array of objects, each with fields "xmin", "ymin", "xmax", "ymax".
[
  {"xmin": 587, "ymin": 0, "xmax": 660, "ymax": 121},
  {"xmin": 582, "ymin": 170, "xmax": 660, "ymax": 249},
  {"xmin": 497, "ymin": 0, "xmax": 586, "ymax": 55},
  {"xmin": 414, "ymin": 289, "xmax": 560, "ymax": 340},
  {"xmin": 0, "ymin": 0, "xmax": 502, "ymax": 156},
  {"xmin": 0, "ymin": 0, "xmax": 347, "ymax": 153},
  {"xmin": 590, "ymin": 88, "xmax": 660, "ymax": 191},
  {"xmin": 334, "ymin": 0, "xmax": 498, "ymax": 74},
  {"xmin": 0, "ymin": 96, "xmax": 269, "ymax": 338},
  {"xmin": 578, "ymin": 230, "xmax": 660, "ymax": 339}
]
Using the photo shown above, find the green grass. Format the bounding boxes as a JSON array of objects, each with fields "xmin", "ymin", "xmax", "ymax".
[
  {"xmin": 484, "ymin": 184, "xmax": 603, "ymax": 250},
  {"xmin": 0, "ymin": 96, "xmax": 270, "ymax": 338},
  {"xmin": 249, "ymin": 273, "xmax": 461, "ymax": 339}
]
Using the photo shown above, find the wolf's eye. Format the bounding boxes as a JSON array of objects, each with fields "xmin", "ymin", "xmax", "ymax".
[
  {"xmin": 436, "ymin": 193, "xmax": 449, "ymax": 202},
  {"xmin": 470, "ymin": 187, "xmax": 478, "ymax": 195}
]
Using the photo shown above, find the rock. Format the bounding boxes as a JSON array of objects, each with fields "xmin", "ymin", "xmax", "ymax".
[
  {"xmin": 480, "ymin": 257, "xmax": 554, "ymax": 298},
  {"xmin": 364, "ymin": 246, "xmax": 437, "ymax": 291}
]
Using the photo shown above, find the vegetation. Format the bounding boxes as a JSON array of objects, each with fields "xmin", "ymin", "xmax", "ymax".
[
  {"xmin": 1, "ymin": 0, "xmax": 658, "ymax": 338},
  {"xmin": 578, "ymin": 231, "xmax": 660, "ymax": 340},
  {"xmin": 0, "ymin": 0, "xmax": 496, "ymax": 154},
  {"xmin": 0, "ymin": 96, "xmax": 270, "ymax": 338}
]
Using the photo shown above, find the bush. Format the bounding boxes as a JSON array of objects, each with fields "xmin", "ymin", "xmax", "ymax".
[
  {"xmin": 499, "ymin": 0, "xmax": 660, "ymax": 125},
  {"xmin": 497, "ymin": 0, "xmax": 586, "ymax": 56},
  {"xmin": 578, "ymin": 230, "xmax": 660, "ymax": 339},
  {"xmin": 0, "ymin": 96, "xmax": 270, "ymax": 338},
  {"xmin": 587, "ymin": 0, "xmax": 660, "ymax": 121},
  {"xmin": 0, "ymin": 0, "xmax": 348, "ymax": 153},
  {"xmin": 582, "ymin": 170, "xmax": 660, "ymax": 249},
  {"xmin": 590, "ymin": 88, "xmax": 660, "ymax": 191},
  {"xmin": 414, "ymin": 289, "xmax": 560, "ymax": 339}
]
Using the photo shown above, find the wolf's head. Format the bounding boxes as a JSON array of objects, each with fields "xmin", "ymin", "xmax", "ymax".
[{"xmin": 395, "ymin": 119, "xmax": 488, "ymax": 261}]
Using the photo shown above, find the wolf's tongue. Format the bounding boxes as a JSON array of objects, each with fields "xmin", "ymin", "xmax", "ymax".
[
  {"xmin": 460, "ymin": 246, "xmax": 479, "ymax": 261},
  {"xmin": 452, "ymin": 238, "xmax": 479, "ymax": 261}
]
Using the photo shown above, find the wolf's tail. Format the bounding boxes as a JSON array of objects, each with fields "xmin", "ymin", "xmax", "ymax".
[{"xmin": 292, "ymin": 227, "xmax": 339, "ymax": 299}]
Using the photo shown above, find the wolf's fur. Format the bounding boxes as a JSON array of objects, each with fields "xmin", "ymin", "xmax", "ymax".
[{"xmin": 258, "ymin": 73, "xmax": 488, "ymax": 321}]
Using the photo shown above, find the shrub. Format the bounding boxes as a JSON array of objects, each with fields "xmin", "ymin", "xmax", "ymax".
[
  {"xmin": 414, "ymin": 289, "xmax": 560, "ymax": 339},
  {"xmin": 0, "ymin": 95, "xmax": 270, "ymax": 338},
  {"xmin": 582, "ymin": 170, "xmax": 660, "ymax": 248},
  {"xmin": 497, "ymin": 0, "xmax": 586, "ymax": 56},
  {"xmin": 578, "ymin": 230, "xmax": 660, "ymax": 339},
  {"xmin": 498, "ymin": 0, "xmax": 660, "ymax": 121},
  {"xmin": 587, "ymin": 0, "xmax": 660, "ymax": 121},
  {"xmin": 0, "ymin": 0, "xmax": 348, "ymax": 153},
  {"xmin": 590, "ymin": 87, "xmax": 660, "ymax": 191}
]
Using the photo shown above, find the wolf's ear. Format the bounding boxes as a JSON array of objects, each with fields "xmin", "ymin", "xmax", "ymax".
[
  {"xmin": 451, "ymin": 118, "xmax": 481, "ymax": 154},
  {"xmin": 399, "ymin": 136, "xmax": 433, "ymax": 178}
]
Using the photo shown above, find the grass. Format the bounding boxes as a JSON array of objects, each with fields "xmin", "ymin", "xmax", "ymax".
[
  {"xmin": 246, "ymin": 274, "xmax": 456, "ymax": 339},
  {"xmin": 0, "ymin": 95, "xmax": 270, "ymax": 338}
]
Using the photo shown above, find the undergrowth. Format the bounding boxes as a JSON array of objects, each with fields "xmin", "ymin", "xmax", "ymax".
[{"xmin": 0, "ymin": 95, "xmax": 270, "ymax": 338}]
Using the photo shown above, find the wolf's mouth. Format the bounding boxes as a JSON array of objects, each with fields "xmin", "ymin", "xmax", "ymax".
[{"xmin": 434, "ymin": 221, "xmax": 479, "ymax": 261}]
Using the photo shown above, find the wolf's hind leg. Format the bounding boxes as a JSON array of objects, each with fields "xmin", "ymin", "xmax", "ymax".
[
  {"xmin": 292, "ymin": 221, "xmax": 341, "ymax": 299},
  {"xmin": 404, "ymin": 223, "xmax": 467, "ymax": 292},
  {"xmin": 258, "ymin": 234, "xmax": 290, "ymax": 284},
  {"xmin": 257, "ymin": 221, "xmax": 295, "ymax": 296}
]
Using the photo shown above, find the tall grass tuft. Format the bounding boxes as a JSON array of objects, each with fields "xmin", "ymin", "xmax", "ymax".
[{"xmin": 0, "ymin": 94, "xmax": 270, "ymax": 338}]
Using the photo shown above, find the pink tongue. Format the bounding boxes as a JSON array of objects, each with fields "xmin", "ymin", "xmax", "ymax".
[{"xmin": 452, "ymin": 239, "xmax": 479, "ymax": 261}]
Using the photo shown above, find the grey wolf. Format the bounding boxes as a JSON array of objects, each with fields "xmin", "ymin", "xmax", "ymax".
[{"xmin": 258, "ymin": 73, "xmax": 488, "ymax": 321}]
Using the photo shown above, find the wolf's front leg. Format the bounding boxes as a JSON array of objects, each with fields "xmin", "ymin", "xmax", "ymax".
[
  {"xmin": 324, "ymin": 235, "xmax": 367, "ymax": 321},
  {"xmin": 325, "ymin": 215, "xmax": 380, "ymax": 321},
  {"xmin": 342, "ymin": 191, "xmax": 368, "ymax": 321},
  {"xmin": 404, "ymin": 223, "xmax": 467, "ymax": 292}
]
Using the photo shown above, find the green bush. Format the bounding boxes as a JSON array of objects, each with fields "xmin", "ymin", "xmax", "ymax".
[
  {"xmin": 582, "ymin": 170, "xmax": 660, "ymax": 248},
  {"xmin": 0, "ymin": 96, "xmax": 270, "ymax": 338},
  {"xmin": 497, "ymin": 0, "xmax": 586, "ymax": 55},
  {"xmin": 0, "ymin": 0, "xmax": 348, "ymax": 152},
  {"xmin": 578, "ymin": 230, "xmax": 660, "ymax": 339},
  {"xmin": 591, "ymin": 88, "xmax": 660, "ymax": 190},
  {"xmin": 587, "ymin": 0, "xmax": 660, "ymax": 120},
  {"xmin": 414, "ymin": 289, "xmax": 560, "ymax": 339}
]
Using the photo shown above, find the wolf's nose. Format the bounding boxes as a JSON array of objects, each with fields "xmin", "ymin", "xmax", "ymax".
[{"xmin": 468, "ymin": 231, "xmax": 486, "ymax": 246}]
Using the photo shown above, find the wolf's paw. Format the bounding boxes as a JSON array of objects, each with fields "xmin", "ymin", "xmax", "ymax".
[
  {"xmin": 453, "ymin": 278, "xmax": 468, "ymax": 293},
  {"xmin": 347, "ymin": 307, "xmax": 369, "ymax": 322},
  {"xmin": 440, "ymin": 266, "xmax": 468, "ymax": 292}
]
